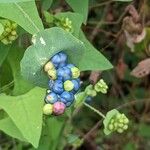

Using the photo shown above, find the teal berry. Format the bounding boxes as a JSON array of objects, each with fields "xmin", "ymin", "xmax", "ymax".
[
  {"xmin": 52, "ymin": 79, "xmax": 64, "ymax": 94},
  {"xmin": 45, "ymin": 92, "xmax": 58, "ymax": 104}
]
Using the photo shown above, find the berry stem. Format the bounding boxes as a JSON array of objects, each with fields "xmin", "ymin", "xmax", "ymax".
[{"xmin": 83, "ymin": 102, "xmax": 106, "ymax": 119}]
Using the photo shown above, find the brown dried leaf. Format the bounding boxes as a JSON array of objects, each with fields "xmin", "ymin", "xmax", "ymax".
[{"xmin": 131, "ymin": 58, "xmax": 150, "ymax": 78}]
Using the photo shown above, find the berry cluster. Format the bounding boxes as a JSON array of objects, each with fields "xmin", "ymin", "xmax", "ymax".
[
  {"xmin": 108, "ymin": 113, "xmax": 129, "ymax": 133},
  {"xmin": 0, "ymin": 19, "xmax": 18, "ymax": 45},
  {"xmin": 54, "ymin": 17, "xmax": 73, "ymax": 33},
  {"xmin": 103, "ymin": 109, "xmax": 129, "ymax": 135},
  {"xmin": 43, "ymin": 52, "xmax": 80, "ymax": 116}
]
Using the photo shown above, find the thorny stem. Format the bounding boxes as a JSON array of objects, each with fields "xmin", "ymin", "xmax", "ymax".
[{"xmin": 83, "ymin": 102, "xmax": 106, "ymax": 119}]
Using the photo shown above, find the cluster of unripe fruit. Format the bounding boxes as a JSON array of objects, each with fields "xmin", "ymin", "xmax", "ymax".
[
  {"xmin": 0, "ymin": 19, "xmax": 18, "ymax": 45},
  {"xmin": 43, "ymin": 52, "xmax": 80, "ymax": 116}
]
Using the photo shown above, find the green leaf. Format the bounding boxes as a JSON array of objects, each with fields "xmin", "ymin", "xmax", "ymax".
[
  {"xmin": 79, "ymin": 30, "xmax": 113, "ymax": 71},
  {"xmin": 0, "ymin": 0, "xmax": 34, "ymax": 3},
  {"xmin": 0, "ymin": 22, "xmax": 4, "ymax": 36},
  {"xmin": 42, "ymin": 0, "xmax": 53, "ymax": 10},
  {"xmin": 74, "ymin": 92, "xmax": 87, "ymax": 108},
  {"xmin": 0, "ymin": 117, "xmax": 26, "ymax": 142},
  {"xmin": 0, "ymin": 87, "xmax": 45, "ymax": 148},
  {"xmin": 55, "ymin": 12, "xmax": 84, "ymax": 37},
  {"xmin": 36, "ymin": 117, "xmax": 66, "ymax": 150},
  {"xmin": 0, "ymin": 1, "xmax": 44, "ymax": 34},
  {"xmin": 138, "ymin": 123, "xmax": 150, "ymax": 138},
  {"xmin": 7, "ymin": 44, "xmax": 34, "ymax": 95},
  {"xmin": 65, "ymin": 0, "xmax": 88, "ymax": 24},
  {"xmin": 21, "ymin": 27, "xmax": 86, "ymax": 88},
  {"xmin": 103, "ymin": 109, "xmax": 119, "ymax": 135},
  {"xmin": 0, "ymin": 44, "xmax": 11, "ymax": 66}
]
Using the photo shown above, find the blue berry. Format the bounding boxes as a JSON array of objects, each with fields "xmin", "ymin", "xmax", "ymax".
[
  {"xmin": 57, "ymin": 66, "xmax": 71, "ymax": 81},
  {"xmin": 60, "ymin": 91, "xmax": 74, "ymax": 102},
  {"xmin": 72, "ymin": 79, "xmax": 80, "ymax": 91},
  {"xmin": 52, "ymin": 80, "xmax": 64, "ymax": 94},
  {"xmin": 45, "ymin": 92, "xmax": 58, "ymax": 104},
  {"xmin": 48, "ymin": 80, "xmax": 54, "ymax": 89},
  {"xmin": 51, "ymin": 52, "xmax": 67, "ymax": 68},
  {"xmin": 66, "ymin": 101, "xmax": 73, "ymax": 107},
  {"xmin": 66, "ymin": 64, "xmax": 75, "ymax": 69},
  {"xmin": 59, "ymin": 52, "xmax": 67, "ymax": 63}
]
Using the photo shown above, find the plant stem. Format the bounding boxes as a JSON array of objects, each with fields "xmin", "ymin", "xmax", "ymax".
[{"xmin": 83, "ymin": 102, "xmax": 106, "ymax": 119}]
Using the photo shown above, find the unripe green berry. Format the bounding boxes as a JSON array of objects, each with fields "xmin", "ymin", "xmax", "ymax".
[
  {"xmin": 114, "ymin": 122, "xmax": 118, "ymax": 128},
  {"xmin": 119, "ymin": 118, "xmax": 124, "ymax": 123},
  {"xmin": 1, "ymin": 38, "xmax": 10, "ymax": 44},
  {"xmin": 47, "ymin": 69, "xmax": 56, "ymax": 80},
  {"xmin": 110, "ymin": 119, "xmax": 115, "ymax": 124},
  {"xmin": 117, "ymin": 128, "xmax": 123, "ymax": 133},
  {"xmin": 8, "ymin": 35, "xmax": 16, "ymax": 41},
  {"xmin": 118, "ymin": 123, "xmax": 124, "ymax": 127},
  {"xmin": 64, "ymin": 80, "xmax": 74, "ymax": 91},
  {"xmin": 124, "ymin": 118, "xmax": 129, "ymax": 124},
  {"xmin": 43, "ymin": 104, "xmax": 53, "ymax": 115},
  {"xmin": 123, "ymin": 125, "xmax": 128, "ymax": 130},
  {"xmin": 44, "ymin": 61, "xmax": 54, "ymax": 72},
  {"xmin": 12, "ymin": 23, "xmax": 17, "ymax": 29},
  {"xmin": 108, "ymin": 124, "xmax": 114, "ymax": 131},
  {"xmin": 71, "ymin": 67, "xmax": 80, "ymax": 78},
  {"xmin": 5, "ymin": 27, "xmax": 11, "ymax": 33},
  {"xmin": 11, "ymin": 30, "xmax": 17, "ymax": 36}
]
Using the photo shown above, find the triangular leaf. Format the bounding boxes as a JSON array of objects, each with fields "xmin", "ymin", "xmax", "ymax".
[
  {"xmin": 79, "ymin": 30, "xmax": 113, "ymax": 71},
  {"xmin": 0, "ymin": 87, "xmax": 45, "ymax": 148}
]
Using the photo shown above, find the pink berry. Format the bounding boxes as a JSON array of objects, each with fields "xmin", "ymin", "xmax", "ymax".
[{"xmin": 53, "ymin": 102, "xmax": 66, "ymax": 115}]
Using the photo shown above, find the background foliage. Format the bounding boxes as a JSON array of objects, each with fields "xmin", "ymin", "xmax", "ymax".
[{"xmin": 0, "ymin": 0, "xmax": 150, "ymax": 150}]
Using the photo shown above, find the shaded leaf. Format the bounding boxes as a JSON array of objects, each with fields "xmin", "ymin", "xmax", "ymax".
[
  {"xmin": 0, "ymin": 22, "xmax": 4, "ymax": 36},
  {"xmin": 79, "ymin": 30, "xmax": 113, "ymax": 71},
  {"xmin": 0, "ymin": 0, "xmax": 34, "ymax": 3},
  {"xmin": 42, "ymin": 0, "xmax": 53, "ymax": 10},
  {"xmin": 65, "ymin": 0, "xmax": 88, "ymax": 24},
  {"xmin": 7, "ymin": 44, "xmax": 34, "ymax": 95},
  {"xmin": 139, "ymin": 123, "xmax": 150, "ymax": 138},
  {"xmin": 0, "ymin": 1, "xmax": 44, "ymax": 34},
  {"xmin": 0, "ymin": 87, "xmax": 45, "ymax": 148}
]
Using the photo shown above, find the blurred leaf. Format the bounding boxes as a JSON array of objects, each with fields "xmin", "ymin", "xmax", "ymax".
[
  {"xmin": 79, "ymin": 30, "xmax": 113, "ymax": 71},
  {"xmin": 36, "ymin": 117, "xmax": 66, "ymax": 150},
  {"xmin": 7, "ymin": 44, "xmax": 34, "ymax": 95},
  {"xmin": 43, "ymin": 11, "xmax": 54, "ymax": 23},
  {"xmin": 42, "ymin": 0, "xmax": 53, "ymax": 10},
  {"xmin": 0, "ymin": 0, "xmax": 34, "ymax": 3},
  {"xmin": 0, "ymin": 1, "xmax": 44, "ymax": 34},
  {"xmin": 0, "ymin": 117, "xmax": 26, "ymax": 142},
  {"xmin": 123, "ymin": 142, "xmax": 136, "ymax": 150},
  {"xmin": 0, "ymin": 22, "xmax": 4, "ymax": 35},
  {"xmin": 74, "ymin": 92, "xmax": 87, "ymax": 108},
  {"xmin": 65, "ymin": 0, "xmax": 88, "ymax": 24},
  {"xmin": 0, "ymin": 87, "xmax": 45, "ymax": 148},
  {"xmin": 139, "ymin": 123, "xmax": 150, "ymax": 138},
  {"xmin": 21, "ymin": 27, "xmax": 86, "ymax": 88},
  {"xmin": 0, "ymin": 44, "xmax": 11, "ymax": 66}
]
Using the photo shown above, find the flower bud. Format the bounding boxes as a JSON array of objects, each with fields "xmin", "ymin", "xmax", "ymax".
[{"xmin": 43, "ymin": 104, "xmax": 53, "ymax": 115}]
